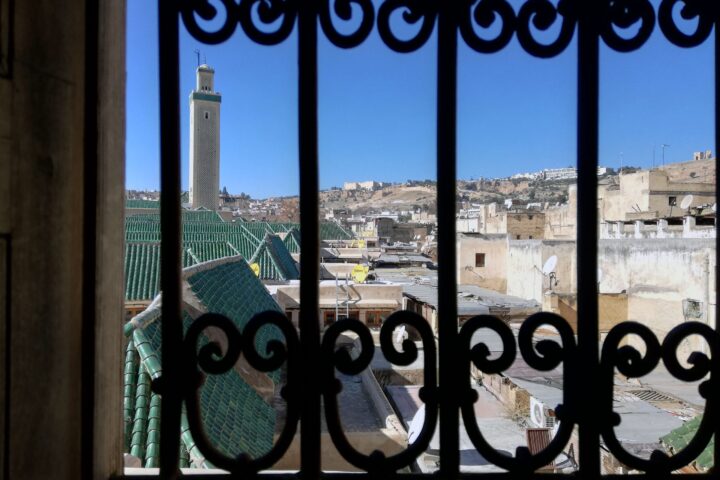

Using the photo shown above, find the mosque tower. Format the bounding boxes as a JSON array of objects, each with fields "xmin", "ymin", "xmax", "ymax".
[{"xmin": 189, "ymin": 64, "xmax": 221, "ymax": 210}]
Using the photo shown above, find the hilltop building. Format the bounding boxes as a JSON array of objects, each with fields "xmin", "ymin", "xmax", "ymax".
[
  {"xmin": 343, "ymin": 180, "xmax": 384, "ymax": 191},
  {"xmin": 189, "ymin": 64, "xmax": 221, "ymax": 210}
]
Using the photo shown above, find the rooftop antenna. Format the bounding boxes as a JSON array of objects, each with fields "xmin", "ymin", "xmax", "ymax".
[
  {"xmin": 194, "ymin": 49, "xmax": 200, "ymax": 66},
  {"xmin": 661, "ymin": 143, "xmax": 671, "ymax": 167},
  {"xmin": 541, "ymin": 255, "xmax": 558, "ymax": 291},
  {"xmin": 680, "ymin": 194, "xmax": 694, "ymax": 215}
]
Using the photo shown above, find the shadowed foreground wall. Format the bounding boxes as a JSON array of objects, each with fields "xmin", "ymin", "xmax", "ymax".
[{"xmin": 0, "ymin": 1, "xmax": 125, "ymax": 478}]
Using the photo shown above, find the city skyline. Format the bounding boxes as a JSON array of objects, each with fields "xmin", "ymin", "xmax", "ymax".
[{"xmin": 126, "ymin": 0, "xmax": 715, "ymax": 198}]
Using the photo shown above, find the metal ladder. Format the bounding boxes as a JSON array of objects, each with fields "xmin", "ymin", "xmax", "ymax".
[{"xmin": 334, "ymin": 274, "xmax": 350, "ymax": 321}]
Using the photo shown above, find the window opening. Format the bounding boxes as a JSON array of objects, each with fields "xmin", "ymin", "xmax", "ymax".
[{"xmin": 125, "ymin": 0, "xmax": 720, "ymax": 477}]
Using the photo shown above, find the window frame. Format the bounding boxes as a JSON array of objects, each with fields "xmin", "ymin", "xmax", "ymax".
[{"xmin": 127, "ymin": 0, "xmax": 720, "ymax": 478}]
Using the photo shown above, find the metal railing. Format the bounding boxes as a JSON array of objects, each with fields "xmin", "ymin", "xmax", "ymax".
[{"xmin": 147, "ymin": 1, "xmax": 719, "ymax": 478}]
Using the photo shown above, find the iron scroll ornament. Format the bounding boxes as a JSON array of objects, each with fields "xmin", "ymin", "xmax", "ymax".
[
  {"xmin": 181, "ymin": 311, "xmax": 301, "ymax": 475},
  {"xmin": 180, "ymin": 0, "xmax": 297, "ymax": 46},
  {"xmin": 321, "ymin": 311, "xmax": 438, "ymax": 474},
  {"xmin": 178, "ymin": 0, "xmax": 716, "ymax": 55},
  {"xmin": 599, "ymin": 0, "xmax": 655, "ymax": 52},
  {"xmin": 459, "ymin": 312, "xmax": 578, "ymax": 473},
  {"xmin": 658, "ymin": 0, "xmax": 715, "ymax": 48},
  {"xmin": 600, "ymin": 321, "xmax": 718, "ymax": 474}
]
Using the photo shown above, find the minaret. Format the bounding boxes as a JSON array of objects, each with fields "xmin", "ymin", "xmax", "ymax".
[{"xmin": 189, "ymin": 64, "xmax": 221, "ymax": 210}]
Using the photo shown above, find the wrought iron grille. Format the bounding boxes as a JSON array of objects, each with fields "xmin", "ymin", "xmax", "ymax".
[{"xmin": 143, "ymin": 0, "xmax": 720, "ymax": 478}]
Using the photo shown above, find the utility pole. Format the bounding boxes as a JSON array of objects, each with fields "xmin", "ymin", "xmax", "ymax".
[
  {"xmin": 661, "ymin": 144, "xmax": 670, "ymax": 167},
  {"xmin": 652, "ymin": 144, "xmax": 655, "ymax": 168}
]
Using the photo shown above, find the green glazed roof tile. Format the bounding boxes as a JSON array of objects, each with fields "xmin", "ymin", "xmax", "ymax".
[
  {"xmin": 126, "ymin": 199, "xmax": 161, "ymax": 209},
  {"xmin": 124, "ymin": 258, "xmax": 284, "ymax": 467},
  {"xmin": 661, "ymin": 415, "xmax": 714, "ymax": 471}
]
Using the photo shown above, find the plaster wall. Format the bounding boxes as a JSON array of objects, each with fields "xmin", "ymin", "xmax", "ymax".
[
  {"xmin": 456, "ymin": 235, "xmax": 508, "ymax": 292},
  {"xmin": 597, "ymin": 238, "xmax": 716, "ymax": 356},
  {"xmin": 544, "ymin": 185, "xmax": 577, "ymax": 239},
  {"xmin": 507, "ymin": 241, "xmax": 576, "ymax": 303},
  {"xmin": 456, "ymin": 217, "xmax": 481, "ymax": 233}
]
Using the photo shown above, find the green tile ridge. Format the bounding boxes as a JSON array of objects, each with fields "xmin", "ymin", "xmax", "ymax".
[
  {"xmin": 123, "ymin": 339, "xmax": 139, "ymax": 451},
  {"xmin": 133, "ymin": 326, "xmax": 162, "ymax": 379},
  {"xmin": 130, "ymin": 371, "xmax": 151, "ymax": 462},
  {"xmin": 144, "ymin": 393, "xmax": 162, "ymax": 467}
]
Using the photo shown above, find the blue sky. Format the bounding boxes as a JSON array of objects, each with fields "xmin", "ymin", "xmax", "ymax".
[{"xmin": 126, "ymin": 1, "xmax": 714, "ymax": 198}]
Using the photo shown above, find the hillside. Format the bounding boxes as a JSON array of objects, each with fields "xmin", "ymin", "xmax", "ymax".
[
  {"xmin": 319, "ymin": 177, "xmax": 575, "ymax": 213},
  {"xmin": 256, "ymin": 158, "xmax": 716, "ymax": 215}
]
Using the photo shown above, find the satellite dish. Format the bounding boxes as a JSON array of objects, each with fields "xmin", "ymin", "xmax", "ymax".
[
  {"xmin": 712, "ymin": 203, "xmax": 717, "ymax": 213},
  {"xmin": 394, "ymin": 325, "xmax": 407, "ymax": 344},
  {"xmin": 542, "ymin": 255, "xmax": 558, "ymax": 275},
  {"xmin": 680, "ymin": 194, "xmax": 694, "ymax": 210},
  {"xmin": 407, "ymin": 404, "xmax": 425, "ymax": 444},
  {"xmin": 597, "ymin": 268, "xmax": 603, "ymax": 283},
  {"xmin": 406, "ymin": 405, "xmax": 440, "ymax": 451}
]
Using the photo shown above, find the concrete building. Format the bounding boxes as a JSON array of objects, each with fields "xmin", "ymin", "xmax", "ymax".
[
  {"xmin": 543, "ymin": 185, "xmax": 577, "ymax": 239},
  {"xmin": 189, "ymin": 64, "xmax": 221, "ymax": 210},
  {"xmin": 273, "ymin": 281, "xmax": 402, "ymax": 329},
  {"xmin": 343, "ymin": 180, "xmax": 384, "ymax": 191},
  {"xmin": 598, "ymin": 170, "xmax": 714, "ymax": 222},
  {"xmin": 456, "ymin": 233, "xmax": 508, "ymax": 292},
  {"xmin": 458, "ymin": 203, "xmax": 545, "ymax": 240},
  {"xmin": 542, "ymin": 167, "xmax": 577, "ymax": 180},
  {"xmin": 403, "ymin": 282, "xmax": 540, "ymax": 333}
]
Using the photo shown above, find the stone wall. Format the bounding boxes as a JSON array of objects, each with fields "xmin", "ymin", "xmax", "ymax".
[{"xmin": 506, "ymin": 212, "xmax": 545, "ymax": 240}]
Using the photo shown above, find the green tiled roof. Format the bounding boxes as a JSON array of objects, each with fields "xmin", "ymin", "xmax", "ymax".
[
  {"xmin": 661, "ymin": 415, "xmax": 714, "ymax": 471},
  {"xmin": 240, "ymin": 221, "xmax": 272, "ymax": 240},
  {"xmin": 125, "ymin": 243, "xmax": 197, "ymax": 300},
  {"xmin": 320, "ymin": 221, "xmax": 354, "ymax": 240},
  {"xmin": 126, "ymin": 199, "xmax": 160, "ymax": 209},
  {"xmin": 282, "ymin": 227, "xmax": 301, "ymax": 254},
  {"xmin": 124, "ymin": 258, "xmax": 283, "ymax": 467},
  {"xmin": 185, "ymin": 242, "xmax": 239, "ymax": 264},
  {"xmin": 126, "ymin": 210, "xmax": 225, "ymax": 223},
  {"xmin": 125, "ymin": 215, "xmax": 351, "ymax": 300},
  {"xmin": 249, "ymin": 234, "xmax": 300, "ymax": 281}
]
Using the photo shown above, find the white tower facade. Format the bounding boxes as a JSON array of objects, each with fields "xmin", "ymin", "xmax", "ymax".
[{"xmin": 189, "ymin": 64, "xmax": 221, "ymax": 210}]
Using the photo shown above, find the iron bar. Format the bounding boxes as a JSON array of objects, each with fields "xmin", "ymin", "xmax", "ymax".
[
  {"xmin": 437, "ymin": 0, "xmax": 459, "ymax": 477},
  {"xmin": 158, "ymin": 0, "xmax": 182, "ymax": 476},
  {"xmin": 714, "ymin": 11, "xmax": 719, "ymax": 467},
  {"xmin": 576, "ymin": 0, "xmax": 600, "ymax": 477},
  {"xmin": 297, "ymin": 0, "xmax": 321, "ymax": 476}
]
